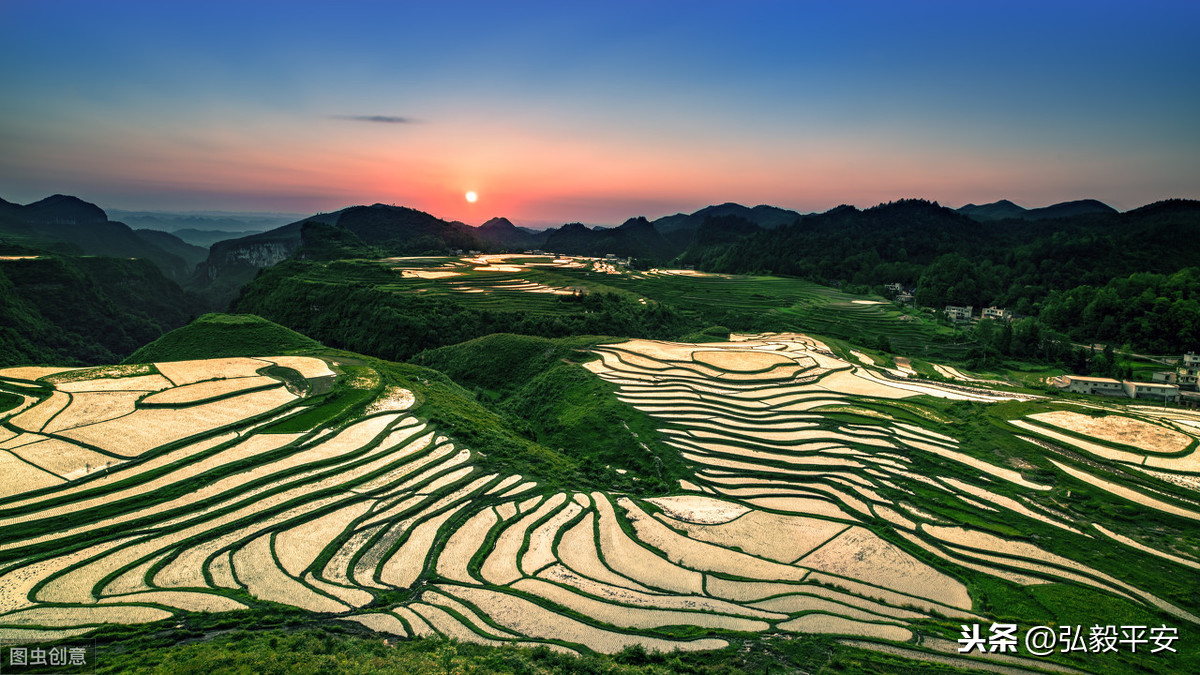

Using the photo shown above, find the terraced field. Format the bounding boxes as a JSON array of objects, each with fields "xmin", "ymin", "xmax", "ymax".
[
  {"xmin": 355, "ymin": 254, "xmax": 968, "ymax": 355},
  {"xmin": 2, "ymin": 336, "xmax": 1198, "ymax": 672},
  {"xmin": 379, "ymin": 255, "xmax": 604, "ymax": 316}
]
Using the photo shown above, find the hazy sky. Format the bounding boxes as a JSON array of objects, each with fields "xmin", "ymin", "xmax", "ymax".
[{"xmin": 2, "ymin": 1, "xmax": 1198, "ymax": 226}]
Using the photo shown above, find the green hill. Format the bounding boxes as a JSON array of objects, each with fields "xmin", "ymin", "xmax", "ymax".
[
  {"xmin": 0, "ymin": 252, "xmax": 197, "ymax": 366},
  {"xmin": 413, "ymin": 333, "xmax": 687, "ymax": 493},
  {"xmin": 124, "ymin": 312, "xmax": 322, "ymax": 363}
]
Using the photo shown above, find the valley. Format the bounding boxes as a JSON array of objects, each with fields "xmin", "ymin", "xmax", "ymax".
[
  {"xmin": 1, "ymin": 199, "xmax": 1197, "ymax": 674},
  {"xmin": 2, "ymin": 302, "xmax": 1198, "ymax": 672}
]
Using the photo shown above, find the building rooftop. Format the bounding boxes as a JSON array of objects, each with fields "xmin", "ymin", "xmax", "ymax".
[{"xmin": 1127, "ymin": 381, "xmax": 1180, "ymax": 390}]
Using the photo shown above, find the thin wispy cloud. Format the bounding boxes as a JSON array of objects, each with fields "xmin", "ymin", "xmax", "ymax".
[{"xmin": 330, "ymin": 114, "xmax": 417, "ymax": 124}]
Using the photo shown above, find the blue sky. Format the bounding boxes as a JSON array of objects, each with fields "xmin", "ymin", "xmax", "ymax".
[{"xmin": 1, "ymin": 1, "xmax": 1197, "ymax": 225}]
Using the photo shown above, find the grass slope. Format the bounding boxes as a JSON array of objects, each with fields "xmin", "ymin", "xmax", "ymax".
[
  {"xmin": 413, "ymin": 333, "xmax": 688, "ymax": 493},
  {"xmin": 124, "ymin": 313, "xmax": 323, "ymax": 363},
  {"xmin": 78, "ymin": 625, "xmax": 949, "ymax": 675}
]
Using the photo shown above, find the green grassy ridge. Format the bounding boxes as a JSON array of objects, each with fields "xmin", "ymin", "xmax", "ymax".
[
  {"xmin": 411, "ymin": 333, "xmax": 607, "ymax": 392},
  {"xmin": 0, "ymin": 391, "xmax": 24, "ymax": 413},
  {"xmin": 563, "ymin": 266, "xmax": 971, "ymax": 358},
  {"xmin": 231, "ymin": 260, "xmax": 698, "ymax": 362},
  {"xmin": 411, "ymin": 334, "xmax": 690, "ymax": 494},
  {"xmin": 124, "ymin": 313, "xmax": 323, "ymax": 364},
  {"xmin": 389, "ymin": 360, "xmax": 583, "ymax": 491}
]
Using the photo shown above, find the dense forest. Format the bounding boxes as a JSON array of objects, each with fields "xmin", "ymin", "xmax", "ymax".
[
  {"xmin": 684, "ymin": 199, "xmax": 1200, "ymax": 355},
  {"xmin": 0, "ymin": 248, "xmax": 199, "ymax": 366}
]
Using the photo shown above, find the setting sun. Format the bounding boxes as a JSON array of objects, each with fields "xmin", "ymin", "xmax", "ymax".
[{"xmin": 465, "ymin": 191, "xmax": 478, "ymax": 203}]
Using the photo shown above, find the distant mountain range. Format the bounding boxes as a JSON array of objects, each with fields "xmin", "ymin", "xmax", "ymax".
[
  {"xmin": 5, "ymin": 191, "xmax": 1191, "ymax": 314},
  {"xmin": 653, "ymin": 203, "xmax": 801, "ymax": 233},
  {"xmin": 0, "ymin": 197, "xmax": 203, "ymax": 365},
  {"xmin": 6, "ymin": 190, "xmax": 1196, "ymax": 366},
  {"xmin": 680, "ymin": 197, "xmax": 1200, "ymax": 307},
  {"xmin": 188, "ymin": 201, "xmax": 801, "ymax": 305},
  {"xmin": 956, "ymin": 198, "xmax": 1118, "ymax": 221},
  {"xmin": 0, "ymin": 195, "xmax": 204, "ymax": 282},
  {"xmin": 106, "ymin": 209, "xmax": 301, "ymax": 233}
]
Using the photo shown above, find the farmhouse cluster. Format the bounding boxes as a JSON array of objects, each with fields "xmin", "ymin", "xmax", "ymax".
[{"xmin": 1059, "ymin": 352, "xmax": 1200, "ymax": 405}]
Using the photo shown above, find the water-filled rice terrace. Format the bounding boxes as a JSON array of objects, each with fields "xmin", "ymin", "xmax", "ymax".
[
  {"xmin": 375, "ymin": 255, "xmax": 963, "ymax": 354},
  {"xmin": 377, "ymin": 254, "xmax": 601, "ymax": 316},
  {"xmin": 1, "ymin": 336, "xmax": 1199, "ymax": 671}
]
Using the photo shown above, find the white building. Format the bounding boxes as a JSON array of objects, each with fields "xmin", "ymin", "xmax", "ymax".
[
  {"xmin": 1063, "ymin": 375, "xmax": 1126, "ymax": 397},
  {"xmin": 1179, "ymin": 352, "xmax": 1200, "ymax": 391},
  {"xmin": 981, "ymin": 306, "xmax": 1012, "ymax": 322},
  {"xmin": 944, "ymin": 305, "xmax": 973, "ymax": 323},
  {"xmin": 1124, "ymin": 381, "xmax": 1180, "ymax": 403}
]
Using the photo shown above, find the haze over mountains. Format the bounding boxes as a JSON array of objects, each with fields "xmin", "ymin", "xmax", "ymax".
[
  {"xmin": 0, "ymin": 195, "xmax": 203, "ymax": 282},
  {"xmin": 106, "ymin": 209, "xmax": 304, "ymax": 247}
]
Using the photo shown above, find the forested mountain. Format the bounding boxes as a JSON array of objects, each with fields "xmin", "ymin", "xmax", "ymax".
[
  {"xmin": 957, "ymin": 198, "xmax": 1118, "ymax": 222},
  {"xmin": 12, "ymin": 191, "xmax": 1194, "ymax": 360},
  {"xmin": 477, "ymin": 217, "xmax": 543, "ymax": 248},
  {"xmin": 132, "ymin": 228, "xmax": 208, "ymax": 269},
  {"xmin": 0, "ymin": 195, "xmax": 201, "ymax": 281},
  {"xmin": 686, "ymin": 198, "xmax": 1200, "ymax": 354},
  {"xmin": 192, "ymin": 202, "xmax": 746, "ymax": 307},
  {"xmin": 652, "ymin": 202, "xmax": 800, "ymax": 233},
  {"xmin": 0, "ymin": 249, "xmax": 198, "ymax": 366},
  {"xmin": 542, "ymin": 217, "xmax": 680, "ymax": 260}
]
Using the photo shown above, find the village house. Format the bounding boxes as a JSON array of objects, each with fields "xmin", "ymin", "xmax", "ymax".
[
  {"xmin": 1178, "ymin": 352, "xmax": 1200, "ymax": 391},
  {"xmin": 1062, "ymin": 375, "xmax": 1126, "ymax": 397},
  {"xmin": 944, "ymin": 305, "xmax": 973, "ymax": 323},
  {"xmin": 981, "ymin": 306, "xmax": 1012, "ymax": 322},
  {"xmin": 1059, "ymin": 374, "xmax": 1180, "ymax": 403},
  {"xmin": 1123, "ymin": 381, "xmax": 1180, "ymax": 403}
]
